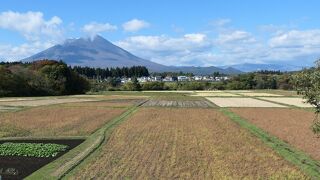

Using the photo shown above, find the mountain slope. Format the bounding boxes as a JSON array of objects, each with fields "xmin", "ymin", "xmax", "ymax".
[
  {"xmin": 23, "ymin": 35, "xmax": 241, "ymax": 74},
  {"xmin": 23, "ymin": 35, "xmax": 170, "ymax": 72}
]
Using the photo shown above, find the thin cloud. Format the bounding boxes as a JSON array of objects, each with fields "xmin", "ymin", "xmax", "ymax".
[{"xmin": 122, "ymin": 19, "xmax": 150, "ymax": 32}]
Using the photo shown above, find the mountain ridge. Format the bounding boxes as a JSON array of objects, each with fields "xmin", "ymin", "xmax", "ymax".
[{"xmin": 22, "ymin": 35, "xmax": 242, "ymax": 75}]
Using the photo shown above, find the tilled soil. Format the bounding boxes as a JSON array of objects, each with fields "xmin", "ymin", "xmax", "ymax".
[
  {"xmin": 230, "ymin": 108, "xmax": 320, "ymax": 160},
  {"xmin": 0, "ymin": 139, "xmax": 84, "ymax": 180},
  {"xmin": 142, "ymin": 99, "xmax": 215, "ymax": 108}
]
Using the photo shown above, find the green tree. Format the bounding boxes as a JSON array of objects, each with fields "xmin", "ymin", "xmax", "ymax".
[{"xmin": 293, "ymin": 60, "xmax": 320, "ymax": 134}]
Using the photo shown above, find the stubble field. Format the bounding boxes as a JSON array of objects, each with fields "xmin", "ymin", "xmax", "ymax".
[
  {"xmin": 230, "ymin": 108, "xmax": 320, "ymax": 161},
  {"xmin": 70, "ymin": 108, "xmax": 306, "ymax": 179},
  {"xmin": 206, "ymin": 97, "xmax": 286, "ymax": 107},
  {"xmin": 0, "ymin": 101, "xmax": 133, "ymax": 137}
]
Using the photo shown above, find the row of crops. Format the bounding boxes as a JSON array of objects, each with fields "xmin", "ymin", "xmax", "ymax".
[{"xmin": 0, "ymin": 142, "xmax": 68, "ymax": 158}]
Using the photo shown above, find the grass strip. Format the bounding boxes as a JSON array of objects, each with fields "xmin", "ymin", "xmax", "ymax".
[
  {"xmin": 25, "ymin": 100, "xmax": 145, "ymax": 180},
  {"xmin": 220, "ymin": 108, "xmax": 320, "ymax": 179}
]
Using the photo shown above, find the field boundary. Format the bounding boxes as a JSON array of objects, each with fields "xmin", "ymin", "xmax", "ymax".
[
  {"xmin": 221, "ymin": 108, "xmax": 320, "ymax": 178},
  {"xmin": 25, "ymin": 100, "xmax": 146, "ymax": 180}
]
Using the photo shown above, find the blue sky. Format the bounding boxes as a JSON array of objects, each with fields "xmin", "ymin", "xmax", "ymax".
[{"xmin": 1, "ymin": 0, "xmax": 320, "ymax": 66}]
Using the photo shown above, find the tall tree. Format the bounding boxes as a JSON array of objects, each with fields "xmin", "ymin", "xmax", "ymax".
[{"xmin": 293, "ymin": 59, "xmax": 320, "ymax": 134}]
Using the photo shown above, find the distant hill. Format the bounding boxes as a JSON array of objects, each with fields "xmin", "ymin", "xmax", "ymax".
[
  {"xmin": 23, "ymin": 35, "xmax": 241, "ymax": 75},
  {"xmin": 166, "ymin": 66, "xmax": 242, "ymax": 75},
  {"xmin": 220, "ymin": 63, "xmax": 304, "ymax": 72}
]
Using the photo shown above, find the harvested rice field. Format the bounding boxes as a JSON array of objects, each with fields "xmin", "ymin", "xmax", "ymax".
[
  {"xmin": 0, "ymin": 103, "xmax": 126, "ymax": 137},
  {"xmin": 0, "ymin": 98, "xmax": 97, "ymax": 107},
  {"xmin": 191, "ymin": 92, "xmax": 239, "ymax": 97},
  {"xmin": 70, "ymin": 108, "xmax": 307, "ymax": 179},
  {"xmin": 230, "ymin": 108, "xmax": 320, "ymax": 161},
  {"xmin": 237, "ymin": 92, "xmax": 283, "ymax": 97},
  {"xmin": 225, "ymin": 90, "xmax": 253, "ymax": 93},
  {"xmin": 0, "ymin": 98, "xmax": 31, "ymax": 102},
  {"xmin": 0, "ymin": 106, "xmax": 21, "ymax": 112},
  {"xmin": 195, "ymin": 90, "xmax": 224, "ymax": 93},
  {"xmin": 62, "ymin": 99, "xmax": 143, "ymax": 108},
  {"xmin": 206, "ymin": 97, "xmax": 286, "ymax": 107},
  {"xmin": 142, "ymin": 99, "xmax": 214, "ymax": 108},
  {"xmin": 259, "ymin": 97, "xmax": 313, "ymax": 107},
  {"xmin": 142, "ymin": 90, "xmax": 194, "ymax": 93}
]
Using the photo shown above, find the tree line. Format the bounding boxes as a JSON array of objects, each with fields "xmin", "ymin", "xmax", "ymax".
[
  {"xmin": 0, "ymin": 60, "xmax": 90, "ymax": 96},
  {"xmin": 72, "ymin": 66, "xmax": 149, "ymax": 79}
]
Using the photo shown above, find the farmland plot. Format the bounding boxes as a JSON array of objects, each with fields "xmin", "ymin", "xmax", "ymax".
[
  {"xmin": 0, "ymin": 98, "xmax": 97, "ymax": 107},
  {"xmin": 142, "ymin": 99, "xmax": 214, "ymax": 108},
  {"xmin": 0, "ymin": 104, "xmax": 126, "ymax": 137},
  {"xmin": 237, "ymin": 93, "xmax": 283, "ymax": 97},
  {"xmin": 71, "ymin": 108, "xmax": 306, "ymax": 179},
  {"xmin": 62, "ymin": 99, "xmax": 143, "ymax": 108},
  {"xmin": 230, "ymin": 108, "xmax": 320, "ymax": 161},
  {"xmin": 259, "ymin": 97, "xmax": 313, "ymax": 107},
  {"xmin": 206, "ymin": 97, "xmax": 286, "ymax": 107},
  {"xmin": 192, "ymin": 92, "xmax": 239, "ymax": 97},
  {"xmin": 0, "ymin": 106, "xmax": 21, "ymax": 112}
]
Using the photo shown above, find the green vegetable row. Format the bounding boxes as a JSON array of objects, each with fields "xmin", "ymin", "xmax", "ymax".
[{"xmin": 0, "ymin": 142, "xmax": 68, "ymax": 158}]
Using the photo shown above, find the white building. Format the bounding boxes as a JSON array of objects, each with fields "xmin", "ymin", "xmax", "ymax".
[
  {"xmin": 194, "ymin": 76, "xmax": 203, "ymax": 81},
  {"xmin": 178, "ymin": 76, "xmax": 188, "ymax": 81},
  {"xmin": 137, "ymin": 77, "xmax": 148, "ymax": 83},
  {"xmin": 163, "ymin": 76, "xmax": 174, "ymax": 82}
]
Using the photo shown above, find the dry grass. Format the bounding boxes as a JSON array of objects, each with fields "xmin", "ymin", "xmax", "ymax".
[
  {"xmin": 142, "ymin": 90, "xmax": 194, "ymax": 93},
  {"xmin": 62, "ymin": 99, "xmax": 141, "ymax": 108},
  {"xmin": 0, "ymin": 103, "xmax": 126, "ymax": 137},
  {"xmin": 206, "ymin": 97, "xmax": 286, "ymax": 107},
  {"xmin": 72, "ymin": 108, "xmax": 306, "ymax": 179},
  {"xmin": 0, "ymin": 98, "xmax": 31, "ymax": 102},
  {"xmin": 230, "ymin": 108, "xmax": 320, "ymax": 161},
  {"xmin": 259, "ymin": 97, "xmax": 313, "ymax": 107},
  {"xmin": 0, "ymin": 98, "xmax": 96, "ymax": 107},
  {"xmin": 237, "ymin": 92, "xmax": 283, "ymax": 97},
  {"xmin": 192, "ymin": 92, "xmax": 240, "ymax": 97}
]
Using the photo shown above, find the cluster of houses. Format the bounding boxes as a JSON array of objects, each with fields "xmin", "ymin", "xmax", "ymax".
[{"xmin": 120, "ymin": 75, "xmax": 229, "ymax": 84}]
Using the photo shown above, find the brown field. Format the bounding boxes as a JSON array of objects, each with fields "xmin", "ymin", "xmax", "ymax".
[
  {"xmin": 0, "ymin": 103, "xmax": 126, "ymax": 137},
  {"xmin": 71, "ymin": 108, "xmax": 306, "ymax": 179},
  {"xmin": 230, "ymin": 108, "xmax": 320, "ymax": 161},
  {"xmin": 142, "ymin": 99, "xmax": 214, "ymax": 108},
  {"xmin": 0, "ymin": 98, "xmax": 97, "ymax": 107},
  {"xmin": 62, "ymin": 99, "xmax": 142, "ymax": 108}
]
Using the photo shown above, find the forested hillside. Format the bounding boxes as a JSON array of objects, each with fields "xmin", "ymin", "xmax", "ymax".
[{"xmin": 0, "ymin": 60, "xmax": 89, "ymax": 96}]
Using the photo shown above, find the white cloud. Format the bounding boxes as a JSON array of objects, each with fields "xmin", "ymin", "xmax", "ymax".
[
  {"xmin": 216, "ymin": 31, "xmax": 256, "ymax": 44},
  {"xmin": 0, "ymin": 41, "xmax": 55, "ymax": 61},
  {"xmin": 266, "ymin": 30, "xmax": 320, "ymax": 62},
  {"xmin": 0, "ymin": 11, "xmax": 64, "ymax": 42},
  {"xmin": 269, "ymin": 30, "xmax": 320, "ymax": 48},
  {"xmin": 82, "ymin": 22, "xmax": 117, "ymax": 37},
  {"xmin": 211, "ymin": 18, "xmax": 231, "ymax": 27},
  {"xmin": 0, "ymin": 11, "xmax": 65, "ymax": 60},
  {"xmin": 116, "ymin": 33, "xmax": 214, "ymax": 66},
  {"xmin": 122, "ymin": 19, "xmax": 150, "ymax": 32}
]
